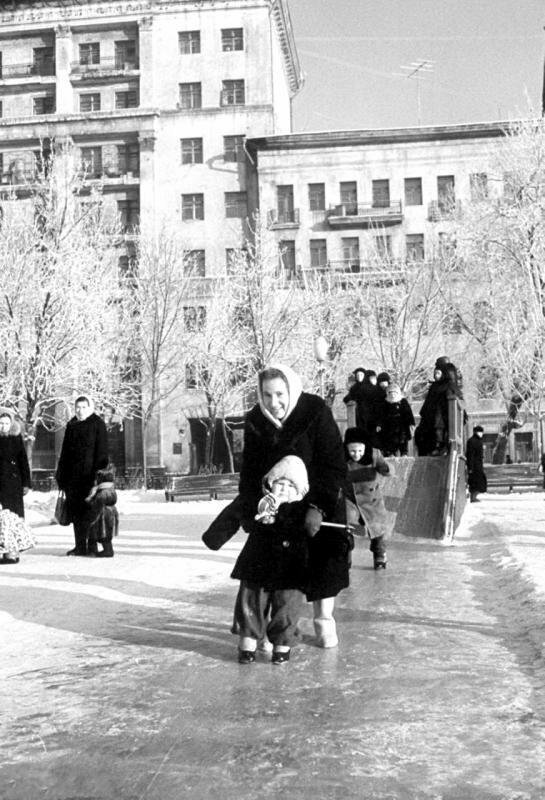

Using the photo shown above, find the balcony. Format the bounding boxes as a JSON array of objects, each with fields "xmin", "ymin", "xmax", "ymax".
[
  {"xmin": 267, "ymin": 208, "xmax": 300, "ymax": 229},
  {"xmin": 299, "ymin": 260, "xmax": 406, "ymax": 288},
  {"xmin": 70, "ymin": 57, "xmax": 139, "ymax": 80},
  {"xmin": 327, "ymin": 201, "xmax": 403, "ymax": 227},
  {"xmin": 428, "ymin": 200, "xmax": 462, "ymax": 222},
  {"xmin": 0, "ymin": 59, "xmax": 55, "ymax": 81}
]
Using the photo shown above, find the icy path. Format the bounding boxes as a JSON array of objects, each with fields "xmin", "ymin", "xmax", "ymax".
[{"xmin": 0, "ymin": 491, "xmax": 544, "ymax": 799}]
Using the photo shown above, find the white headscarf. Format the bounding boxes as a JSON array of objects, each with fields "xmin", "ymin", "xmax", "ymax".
[{"xmin": 257, "ymin": 363, "xmax": 303, "ymax": 429}]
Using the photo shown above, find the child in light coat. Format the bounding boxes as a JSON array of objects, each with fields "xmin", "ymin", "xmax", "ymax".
[{"xmin": 343, "ymin": 427, "xmax": 392, "ymax": 570}]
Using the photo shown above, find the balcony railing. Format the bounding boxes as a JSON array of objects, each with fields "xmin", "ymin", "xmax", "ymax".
[
  {"xmin": 0, "ymin": 169, "xmax": 37, "ymax": 186},
  {"xmin": 70, "ymin": 57, "xmax": 139, "ymax": 76},
  {"xmin": 428, "ymin": 200, "xmax": 462, "ymax": 221},
  {"xmin": 267, "ymin": 208, "xmax": 300, "ymax": 229},
  {"xmin": 327, "ymin": 201, "xmax": 403, "ymax": 227},
  {"xmin": 0, "ymin": 59, "xmax": 55, "ymax": 79}
]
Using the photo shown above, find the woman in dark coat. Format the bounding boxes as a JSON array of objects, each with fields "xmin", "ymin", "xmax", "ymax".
[
  {"xmin": 0, "ymin": 411, "xmax": 32, "ymax": 565},
  {"xmin": 56, "ymin": 395, "xmax": 108, "ymax": 556},
  {"xmin": 414, "ymin": 362, "xmax": 461, "ymax": 456},
  {"xmin": 0, "ymin": 411, "xmax": 31, "ymax": 519},
  {"xmin": 466, "ymin": 425, "xmax": 487, "ymax": 502},
  {"xmin": 231, "ymin": 363, "xmax": 347, "ymax": 662}
]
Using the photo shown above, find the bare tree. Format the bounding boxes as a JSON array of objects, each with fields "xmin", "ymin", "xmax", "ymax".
[
  {"xmin": 443, "ymin": 118, "xmax": 545, "ymax": 458},
  {"xmin": 0, "ymin": 145, "xmax": 133, "ymax": 465}
]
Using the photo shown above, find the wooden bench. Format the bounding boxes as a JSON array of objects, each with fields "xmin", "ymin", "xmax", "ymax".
[
  {"xmin": 165, "ymin": 473, "xmax": 239, "ymax": 502},
  {"xmin": 485, "ymin": 463, "xmax": 543, "ymax": 493}
]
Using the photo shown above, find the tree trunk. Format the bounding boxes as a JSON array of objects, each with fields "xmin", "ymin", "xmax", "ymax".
[
  {"xmin": 204, "ymin": 416, "xmax": 216, "ymax": 472},
  {"xmin": 141, "ymin": 415, "xmax": 148, "ymax": 490},
  {"xmin": 219, "ymin": 417, "xmax": 235, "ymax": 473}
]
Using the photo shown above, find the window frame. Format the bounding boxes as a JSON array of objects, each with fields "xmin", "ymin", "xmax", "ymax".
[
  {"xmin": 181, "ymin": 137, "xmax": 204, "ymax": 165},
  {"xmin": 178, "ymin": 30, "xmax": 201, "ymax": 55},
  {"xmin": 221, "ymin": 28, "xmax": 244, "ymax": 51},
  {"xmin": 221, "ymin": 79, "xmax": 245, "ymax": 106},
  {"xmin": 224, "ymin": 190, "xmax": 247, "ymax": 218},
  {"xmin": 79, "ymin": 92, "xmax": 101, "ymax": 112},
  {"xmin": 223, "ymin": 134, "xmax": 245, "ymax": 162},
  {"xmin": 79, "ymin": 42, "xmax": 100, "ymax": 66},
  {"xmin": 404, "ymin": 177, "xmax": 423, "ymax": 206},
  {"xmin": 181, "ymin": 193, "xmax": 204, "ymax": 221},
  {"xmin": 179, "ymin": 82, "xmax": 202, "ymax": 110},
  {"xmin": 308, "ymin": 182, "xmax": 326, "ymax": 211},
  {"xmin": 309, "ymin": 238, "xmax": 328, "ymax": 268}
]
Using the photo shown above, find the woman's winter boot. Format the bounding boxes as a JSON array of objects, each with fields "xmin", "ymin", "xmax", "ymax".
[{"xmin": 313, "ymin": 618, "xmax": 338, "ymax": 648}]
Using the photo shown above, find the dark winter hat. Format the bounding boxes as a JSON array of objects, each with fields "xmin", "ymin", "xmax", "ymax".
[
  {"xmin": 473, "ymin": 425, "xmax": 484, "ymax": 433},
  {"xmin": 365, "ymin": 369, "xmax": 377, "ymax": 379},
  {"xmin": 353, "ymin": 366, "xmax": 366, "ymax": 376},
  {"xmin": 377, "ymin": 372, "xmax": 390, "ymax": 384},
  {"xmin": 434, "ymin": 356, "xmax": 450, "ymax": 368},
  {"xmin": 344, "ymin": 427, "xmax": 368, "ymax": 446}
]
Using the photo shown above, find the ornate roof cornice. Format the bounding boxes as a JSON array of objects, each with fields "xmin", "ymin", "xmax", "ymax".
[{"xmin": 268, "ymin": 0, "xmax": 303, "ymax": 97}]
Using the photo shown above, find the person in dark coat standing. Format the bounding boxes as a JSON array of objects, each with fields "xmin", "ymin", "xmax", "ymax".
[
  {"xmin": 56, "ymin": 396, "xmax": 108, "ymax": 556},
  {"xmin": 0, "ymin": 411, "xmax": 31, "ymax": 520},
  {"xmin": 231, "ymin": 363, "xmax": 347, "ymax": 663},
  {"xmin": 466, "ymin": 425, "xmax": 487, "ymax": 502}
]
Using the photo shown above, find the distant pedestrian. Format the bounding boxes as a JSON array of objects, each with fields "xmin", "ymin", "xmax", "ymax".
[
  {"xmin": 343, "ymin": 427, "xmax": 391, "ymax": 570},
  {"xmin": 56, "ymin": 396, "xmax": 108, "ymax": 556},
  {"xmin": 466, "ymin": 425, "xmax": 487, "ymax": 503},
  {"xmin": 0, "ymin": 411, "xmax": 32, "ymax": 564}
]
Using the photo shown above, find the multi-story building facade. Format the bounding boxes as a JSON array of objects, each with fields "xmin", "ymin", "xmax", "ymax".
[
  {"xmin": 0, "ymin": 0, "xmax": 302, "ymax": 475},
  {"xmin": 247, "ymin": 123, "xmax": 540, "ymax": 463}
]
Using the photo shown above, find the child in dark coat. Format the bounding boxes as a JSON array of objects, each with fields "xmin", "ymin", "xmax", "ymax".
[
  {"xmin": 380, "ymin": 383, "xmax": 415, "ymax": 456},
  {"xmin": 343, "ymin": 427, "xmax": 392, "ymax": 569},
  {"xmin": 85, "ymin": 468, "xmax": 119, "ymax": 558}
]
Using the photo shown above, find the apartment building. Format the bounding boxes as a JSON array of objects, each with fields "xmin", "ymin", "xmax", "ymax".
[
  {"xmin": 0, "ymin": 0, "xmax": 302, "ymax": 474},
  {"xmin": 247, "ymin": 123, "xmax": 539, "ymax": 462}
]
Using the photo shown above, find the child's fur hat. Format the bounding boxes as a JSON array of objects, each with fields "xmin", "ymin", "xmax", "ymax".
[
  {"xmin": 377, "ymin": 371, "xmax": 390, "ymax": 384},
  {"xmin": 263, "ymin": 455, "xmax": 309, "ymax": 497},
  {"xmin": 343, "ymin": 427, "xmax": 368, "ymax": 446}
]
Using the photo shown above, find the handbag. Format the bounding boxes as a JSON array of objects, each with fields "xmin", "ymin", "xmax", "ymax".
[{"xmin": 54, "ymin": 491, "xmax": 71, "ymax": 526}]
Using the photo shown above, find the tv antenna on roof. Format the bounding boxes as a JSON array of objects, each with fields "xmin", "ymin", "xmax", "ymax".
[{"xmin": 398, "ymin": 59, "xmax": 434, "ymax": 126}]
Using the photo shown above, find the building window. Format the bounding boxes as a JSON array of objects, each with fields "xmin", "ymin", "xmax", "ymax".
[
  {"xmin": 340, "ymin": 181, "xmax": 357, "ymax": 214},
  {"xmin": 221, "ymin": 79, "xmax": 245, "ymax": 106},
  {"xmin": 223, "ymin": 135, "xmax": 245, "ymax": 162},
  {"xmin": 33, "ymin": 95, "xmax": 55, "ymax": 115},
  {"xmin": 442, "ymin": 306, "xmax": 463, "ymax": 335},
  {"xmin": 310, "ymin": 239, "xmax": 327, "ymax": 268},
  {"xmin": 372, "ymin": 179, "xmax": 390, "ymax": 208},
  {"xmin": 276, "ymin": 185, "xmax": 294, "ymax": 223},
  {"xmin": 183, "ymin": 306, "xmax": 206, "ymax": 331},
  {"xmin": 470, "ymin": 172, "xmax": 488, "ymax": 201},
  {"xmin": 181, "ymin": 138, "xmax": 203, "ymax": 164},
  {"xmin": 308, "ymin": 183, "xmax": 325, "ymax": 211},
  {"xmin": 222, "ymin": 28, "xmax": 244, "ymax": 51},
  {"xmin": 114, "ymin": 40, "xmax": 137, "ymax": 69},
  {"xmin": 184, "ymin": 250, "xmax": 206, "ymax": 276},
  {"xmin": 342, "ymin": 237, "xmax": 360, "ymax": 270},
  {"xmin": 406, "ymin": 233, "xmax": 425, "ymax": 262},
  {"xmin": 117, "ymin": 143, "xmax": 139, "ymax": 175},
  {"xmin": 375, "ymin": 234, "xmax": 392, "ymax": 259},
  {"xmin": 179, "ymin": 82, "xmax": 202, "ymax": 109},
  {"xmin": 437, "ymin": 175, "xmax": 455, "ymax": 212},
  {"xmin": 79, "ymin": 42, "xmax": 100, "ymax": 66},
  {"xmin": 225, "ymin": 191, "xmax": 247, "ymax": 218},
  {"xmin": 33, "ymin": 46, "xmax": 55, "ymax": 76},
  {"xmin": 79, "ymin": 92, "xmax": 101, "ymax": 112},
  {"xmin": 117, "ymin": 199, "xmax": 140, "ymax": 231},
  {"xmin": 80, "ymin": 146, "xmax": 102, "ymax": 177},
  {"xmin": 115, "ymin": 90, "xmax": 139, "ymax": 109},
  {"xmin": 404, "ymin": 177, "xmax": 422, "ymax": 206},
  {"xmin": 182, "ymin": 193, "xmax": 204, "ymax": 221},
  {"xmin": 179, "ymin": 31, "xmax": 201, "ymax": 54},
  {"xmin": 280, "ymin": 240, "xmax": 296, "ymax": 277}
]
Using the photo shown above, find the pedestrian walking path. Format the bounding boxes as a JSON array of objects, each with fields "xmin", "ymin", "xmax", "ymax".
[{"xmin": 0, "ymin": 492, "xmax": 544, "ymax": 799}]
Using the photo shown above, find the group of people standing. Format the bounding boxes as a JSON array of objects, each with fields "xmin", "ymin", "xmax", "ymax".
[
  {"xmin": 343, "ymin": 368, "xmax": 416, "ymax": 456},
  {"xmin": 0, "ymin": 395, "xmax": 118, "ymax": 565}
]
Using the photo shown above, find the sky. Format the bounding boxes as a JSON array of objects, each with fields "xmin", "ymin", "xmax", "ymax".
[{"xmin": 288, "ymin": 0, "xmax": 544, "ymax": 132}]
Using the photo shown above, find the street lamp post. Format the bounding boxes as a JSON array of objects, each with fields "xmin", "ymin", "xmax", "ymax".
[{"xmin": 314, "ymin": 335, "xmax": 328, "ymax": 398}]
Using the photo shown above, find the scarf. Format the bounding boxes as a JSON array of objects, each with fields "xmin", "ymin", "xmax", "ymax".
[{"xmin": 257, "ymin": 363, "xmax": 303, "ymax": 429}]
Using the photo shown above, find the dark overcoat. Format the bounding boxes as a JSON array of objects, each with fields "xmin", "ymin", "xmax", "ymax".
[
  {"xmin": 231, "ymin": 392, "xmax": 349, "ymax": 599},
  {"xmin": 0, "ymin": 434, "xmax": 31, "ymax": 518},
  {"xmin": 56, "ymin": 413, "xmax": 109, "ymax": 502},
  {"xmin": 466, "ymin": 434, "xmax": 487, "ymax": 493}
]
